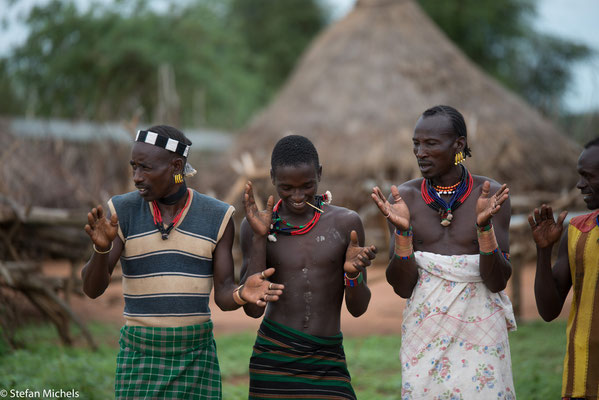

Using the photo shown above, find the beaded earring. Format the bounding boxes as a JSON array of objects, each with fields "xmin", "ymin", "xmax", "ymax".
[
  {"xmin": 174, "ymin": 173, "xmax": 184, "ymax": 184},
  {"xmin": 454, "ymin": 152, "xmax": 465, "ymax": 165}
]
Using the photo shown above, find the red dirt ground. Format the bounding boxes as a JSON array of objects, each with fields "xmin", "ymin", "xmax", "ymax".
[{"xmin": 42, "ymin": 260, "xmax": 571, "ymax": 338}]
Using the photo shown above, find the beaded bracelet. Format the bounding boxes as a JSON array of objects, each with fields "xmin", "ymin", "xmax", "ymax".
[
  {"xmin": 480, "ymin": 247, "xmax": 499, "ymax": 256},
  {"xmin": 395, "ymin": 253, "xmax": 415, "ymax": 260},
  {"xmin": 396, "ymin": 226, "xmax": 413, "ymax": 236},
  {"xmin": 477, "ymin": 222, "xmax": 493, "ymax": 232},
  {"xmin": 394, "ymin": 226, "xmax": 414, "ymax": 259},
  {"xmin": 477, "ymin": 221, "xmax": 499, "ymax": 255},
  {"xmin": 344, "ymin": 272, "xmax": 364, "ymax": 287}
]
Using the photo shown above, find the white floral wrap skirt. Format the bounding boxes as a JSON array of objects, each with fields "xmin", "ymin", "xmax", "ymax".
[{"xmin": 400, "ymin": 251, "xmax": 517, "ymax": 400}]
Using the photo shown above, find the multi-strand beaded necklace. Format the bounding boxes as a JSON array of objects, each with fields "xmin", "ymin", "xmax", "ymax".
[
  {"xmin": 421, "ymin": 165, "xmax": 473, "ymax": 226},
  {"xmin": 150, "ymin": 189, "xmax": 192, "ymax": 240},
  {"xmin": 267, "ymin": 192, "xmax": 331, "ymax": 242},
  {"xmin": 432, "ymin": 181, "xmax": 461, "ymax": 195}
]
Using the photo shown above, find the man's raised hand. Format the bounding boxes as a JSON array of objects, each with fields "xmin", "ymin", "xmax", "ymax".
[
  {"xmin": 528, "ymin": 204, "xmax": 568, "ymax": 248},
  {"xmin": 344, "ymin": 230, "xmax": 377, "ymax": 275},
  {"xmin": 476, "ymin": 181, "xmax": 509, "ymax": 226},
  {"xmin": 84, "ymin": 205, "xmax": 118, "ymax": 251},
  {"xmin": 243, "ymin": 181, "xmax": 274, "ymax": 236},
  {"xmin": 242, "ymin": 267, "xmax": 285, "ymax": 307},
  {"xmin": 371, "ymin": 185, "xmax": 410, "ymax": 230}
]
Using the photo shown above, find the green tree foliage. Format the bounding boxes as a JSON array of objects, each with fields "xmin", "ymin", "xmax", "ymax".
[
  {"xmin": 0, "ymin": 59, "xmax": 23, "ymax": 115},
  {"xmin": 228, "ymin": 0, "xmax": 326, "ymax": 105},
  {"xmin": 4, "ymin": 0, "xmax": 326, "ymax": 128},
  {"xmin": 417, "ymin": 0, "xmax": 592, "ymax": 114},
  {"xmin": 2, "ymin": 0, "xmax": 591, "ymax": 127}
]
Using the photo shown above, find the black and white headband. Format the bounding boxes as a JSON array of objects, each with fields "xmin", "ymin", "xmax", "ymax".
[{"xmin": 135, "ymin": 130, "xmax": 190, "ymax": 158}]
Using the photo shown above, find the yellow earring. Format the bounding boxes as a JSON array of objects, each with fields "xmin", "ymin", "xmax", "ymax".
[
  {"xmin": 174, "ymin": 174, "xmax": 183, "ymax": 184},
  {"xmin": 454, "ymin": 152, "xmax": 464, "ymax": 165}
]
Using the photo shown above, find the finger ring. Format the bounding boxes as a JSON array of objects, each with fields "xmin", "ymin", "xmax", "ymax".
[
  {"xmin": 384, "ymin": 212, "xmax": 390, "ymax": 218},
  {"xmin": 268, "ymin": 283, "xmax": 273, "ymax": 290},
  {"xmin": 261, "ymin": 271, "xmax": 266, "ymax": 279}
]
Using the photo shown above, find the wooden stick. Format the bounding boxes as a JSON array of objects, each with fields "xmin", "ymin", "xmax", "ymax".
[{"xmin": 305, "ymin": 202, "xmax": 324, "ymax": 213}]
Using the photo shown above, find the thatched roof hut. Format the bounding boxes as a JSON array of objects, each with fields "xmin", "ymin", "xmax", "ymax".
[{"xmin": 230, "ymin": 0, "xmax": 581, "ymax": 211}]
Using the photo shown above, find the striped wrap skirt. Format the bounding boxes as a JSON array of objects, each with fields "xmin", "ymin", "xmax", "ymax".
[{"xmin": 249, "ymin": 318, "xmax": 356, "ymax": 399}]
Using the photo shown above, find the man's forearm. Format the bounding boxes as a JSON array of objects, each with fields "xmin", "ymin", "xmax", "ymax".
[
  {"xmin": 81, "ymin": 253, "xmax": 112, "ymax": 298},
  {"xmin": 242, "ymin": 234, "xmax": 268, "ymax": 317},
  {"xmin": 244, "ymin": 234, "xmax": 267, "ymax": 277},
  {"xmin": 534, "ymin": 246, "xmax": 564, "ymax": 321},
  {"xmin": 344, "ymin": 274, "xmax": 371, "ymax": 317},
  {"xmin": 479, "ymin": 253, "xmax": 511, "ymax": 293},
  {"xmin": 386, "ymin": 257, "xmax": 419, "ymax": 298}
]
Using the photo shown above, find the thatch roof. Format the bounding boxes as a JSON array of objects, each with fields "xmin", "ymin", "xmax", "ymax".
[{"xmin": 230, "ymin": 0, "xmax": 581, "ymax": 209}]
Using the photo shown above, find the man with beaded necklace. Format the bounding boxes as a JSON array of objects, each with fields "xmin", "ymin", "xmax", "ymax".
[
  {"xmin": 81, "ymin": 125, "xmax": 284, "ymax": 399},
  {"xmin": 371, "ymin": 105, "xmax": 516, "ymax": 399},
  {"xmin": 239, "ymin": 134, "xmax": 377, "ymax": 399}
]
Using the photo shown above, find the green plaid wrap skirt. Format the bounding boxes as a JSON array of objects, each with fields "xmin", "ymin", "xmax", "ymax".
[{"xmin": 115, "ymin": 321, "xmax": 221, "ymax": 399}]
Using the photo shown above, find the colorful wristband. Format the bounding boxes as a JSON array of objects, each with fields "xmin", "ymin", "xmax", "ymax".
[
  {"xmin": 396, "ymin": 226, "xmax": 413, "ymax": 236},
  {"xmin": 477, "ymin": 222, "xmax": 498, "ymax": 254},
  {"xmin": 480, "ymin": 247, "xmax": 499, "ymax": 256},
  {"xmin": 395, "ymin": 252, "xmax": 415, "ymax": 260},
  {"xmin": 344, "ymin": 272, "xmax": 364, "ymax": 287},
  {"xmin": 394, "ymin": 226, "xmax": 414, "ymax": 259}
]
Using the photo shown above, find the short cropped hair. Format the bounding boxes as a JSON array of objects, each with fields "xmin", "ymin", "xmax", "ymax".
[
  {"xmin": 583, "ymin": 137, "xmax": 599, "ymax": 149},
  {"xmin": 422, "ymin": 105, "xmax": 472, "ymax": 157},
  {"xmin": 147, "ymin": 125, "xmax": 192, "ymax": 147},
  {"xmin": 271, "ymin": 135, "xmax": 320, "ymax": 171}
]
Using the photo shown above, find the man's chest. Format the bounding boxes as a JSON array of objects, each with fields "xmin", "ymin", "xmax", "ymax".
[
  {"xmin": 407, "ymin": 197, "xmax": 479, "ymax": 250},
  {"xmin": 266, "ymin": 225, "xmax": 348, "ymax": 269}
]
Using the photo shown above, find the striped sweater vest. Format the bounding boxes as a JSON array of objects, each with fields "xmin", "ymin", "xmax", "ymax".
[
  {"xmin": 108, "ymin": 189, "xmax": 234, "ymax": 327},
  {"xmin": 563, "ymin": 209, "xmax": 599, "ymax": 399}
]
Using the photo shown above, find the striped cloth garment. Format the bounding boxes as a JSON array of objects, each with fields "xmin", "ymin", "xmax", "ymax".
[
  {"xmin": 563, "ymin": 210, "xmax": 599, "ymax": 399},
  {"xmin": 108, "ymin": 189, "xmax": 234, "ymax": 327},
  {"xmin": 115, "ymin": 321, "xmax": 221, "ymax": 399},
  {"xmin": 249, "ymin": 318, "xmax": 356, "ymax": 400}
]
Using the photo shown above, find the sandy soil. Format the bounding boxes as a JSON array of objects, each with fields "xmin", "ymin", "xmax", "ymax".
[{"xmin": 41, "ymin": 260, "xmax": 571, "ymax": 338}]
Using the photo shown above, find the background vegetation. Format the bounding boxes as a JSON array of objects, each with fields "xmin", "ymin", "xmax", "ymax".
[
  {"xmin": 0, "ymin": 320, "xmax": 566, "ymax": 399},
  {"xmin": 0, "ymin": 0, "xmax": 595, "ymax": 141}
]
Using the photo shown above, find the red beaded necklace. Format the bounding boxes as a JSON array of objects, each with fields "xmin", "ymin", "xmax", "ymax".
[
  {"xmin": 267, "ymin": 196, "xmax": 327, "ymax": 242},
  {"xmin": 150, "ymin": 189, "xmax": 192, "ymax": 240},
  {"xmin": 272, "ymin": 199, "xmax": 322, "ymax": 233}
]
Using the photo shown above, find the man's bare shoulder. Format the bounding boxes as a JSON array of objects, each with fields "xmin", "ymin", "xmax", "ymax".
[
  {"xmin": 324, "ymin": 204, "xmax": 360, "ymax": 221},
  {"xmin": 397, "ymin": 178, "xmax": 423, "ymax": 198},
  {"xmin": 471, "ymin": 174, "xmax": 503, "ymax": 190},
  {"xmin": 321, "ymin": 204, "xmax": 362, "ymax": 231}
]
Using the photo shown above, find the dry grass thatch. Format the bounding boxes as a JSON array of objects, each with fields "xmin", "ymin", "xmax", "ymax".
[{"xmin": 229, "ymin": 0, "xmax": 581, "ymax": 211}]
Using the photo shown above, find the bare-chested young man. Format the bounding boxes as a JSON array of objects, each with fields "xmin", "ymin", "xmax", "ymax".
[
  {"xmin": 240, "ymin": 134, "xmax": 377, "ymax": 399},
  {"xmin": 371, "ymin": 105, "xmax": 517, "ymax": 399}
]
